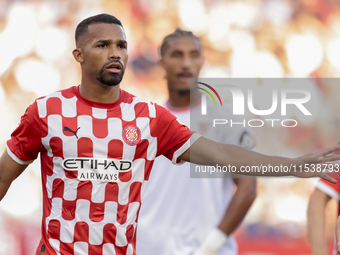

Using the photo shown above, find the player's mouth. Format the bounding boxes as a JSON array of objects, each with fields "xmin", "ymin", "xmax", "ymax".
[
  {"xmin": 177, "ymin": 71, "xmax": 193, "ymax": 81},
  {"xmin": 106, "ymin": 62, "xmax": 122, "ymax": 73}
]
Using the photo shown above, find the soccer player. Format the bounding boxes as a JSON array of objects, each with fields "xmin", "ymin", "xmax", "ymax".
[
  {"xmin": 337, "ymin": 212, "xmax": 340, "ymax": 255},
  {"xmin": 0, "ymin": 14, "xmax": 339, "ymax": 255},
  {"xmin": 137, "ymin": 29, "xmax": 257, "ymax": 255},
  {"xmin": 307, "ymin": 174, "xmax": 340, "ymax": 255}
]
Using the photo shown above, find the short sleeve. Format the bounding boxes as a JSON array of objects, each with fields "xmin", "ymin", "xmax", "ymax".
[
  {"xmin": 316, "ymin": 177, "xmax": 340, "ymax": 200},
  {"xmin": 155, "ymin": 105, "xmax": 200, "ymax": 165},
  {"xmin": 7, "ymin": 101, "xmax": 44, "ymax": 165},
  {"xmin": 315, "ymin": 147, "xmax": 340, "ymax": 200}
]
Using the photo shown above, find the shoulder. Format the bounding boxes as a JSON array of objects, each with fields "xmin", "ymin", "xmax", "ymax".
[
  {"xmin": 315, "ymin": 177, "xmax": 340, "ymax": 200},
  {"xmin": 120, "ymin": 90, "xmax": 170, "ymax": 119},
  {"xmin": 35, "ymin": 86, "xmax": 78, "ymax": 118},
  {"xmin": 36, "ymin": 86, "xmax": 77, "ymax": 101}
]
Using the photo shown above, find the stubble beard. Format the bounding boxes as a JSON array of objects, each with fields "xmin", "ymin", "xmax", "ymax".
[{"xmin": 96, "ymin": 62, "xmax": 125, "ymax": 86}]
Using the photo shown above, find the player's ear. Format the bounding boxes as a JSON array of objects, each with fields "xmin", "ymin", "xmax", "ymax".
[
  {"xmin": 201, "ymin": 54, "xmax": 205, "ymax": 65},
  {"xmin": 72, "ymin": 48, "xmax": 84, "ymax": 63},
  {"xmin": 158, "ymin": 58, "xmax": 167, "ymax": 79},
  {"xmin": 158, "ymin": 58, "xmax": 165, "ymax": 70},
  {"xmin": 197, "ymin": 53, "xmax": 204, "ymax": 72}
]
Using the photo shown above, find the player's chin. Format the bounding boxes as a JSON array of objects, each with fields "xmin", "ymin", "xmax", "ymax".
[{"xmin": 100, "ymin": 74, "xmax": 123, "ymax": 86}]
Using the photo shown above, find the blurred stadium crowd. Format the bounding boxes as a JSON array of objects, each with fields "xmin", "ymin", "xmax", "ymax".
[{"xmin": 1, "ymin": 0, "xmax": 340, "ymax": 254}]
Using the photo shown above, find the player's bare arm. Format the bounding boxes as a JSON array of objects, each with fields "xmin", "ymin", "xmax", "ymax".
[
  {"xmin": 218, "ymin": 178, "xmax": 256, "ymax": 235},
  {"xmin": 193, "ymin": 177, "xmax": 257, "ymax": 255},
  {"xmin": 307, "ymin": 189, "xmax": 331, "ymax": 255},
  {"xmin": 336, "ymin": 215, "xmax": 340, "ymax": 255},
  {"xmin": 0, "ymin": 150, "xmax": 28, "ymax": 201},
  {"xmin": 179, "ymin": 136, "xmax": 340, "ymax": 183}
]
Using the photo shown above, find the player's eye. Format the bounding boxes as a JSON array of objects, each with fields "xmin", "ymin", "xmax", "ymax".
[
  {"xmin": 118, "ymin": 44, "xmax": 127, "ymax": 49},
  {"xmin": 97, "ymin": 44, "xmax": 108, "ymax": 48},
  {"xmin": 171, "ymin": 52, "xmax": 182, "ymax": 58},
  {"xmin": 191, "ymin": 52, "xmax": 200, "ymax": 58}
]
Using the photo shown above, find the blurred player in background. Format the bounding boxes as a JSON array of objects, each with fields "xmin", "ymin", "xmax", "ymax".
[
  {"xmin": 137, "ymin": 28, "xmax": 257, "ymax": 255},
  {"xmin": 308, "ymin": 173, "xmax": 340, "ymax": 255},
  {"xmin": 308, "ymin": 149, "xmax": 340, "ymax": 255},
  {"xmin": 337, "ymin": 206, "xmax": 340, "ymax": 255}
]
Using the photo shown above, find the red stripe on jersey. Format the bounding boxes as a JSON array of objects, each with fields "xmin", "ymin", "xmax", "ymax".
[
  {"xmin": 43, "ymin": 155, "xmax": 54, "ymax": 176},
  {"xmin": 46, "ymin": 97, "xmax": 62, "ymax": 116},
  {"xmin": 89, "ymin": 244, "xmax": 106, "ymax": 254},
  {"xmin": 48, "ymin": 219, "xmax": 61, "ymax": 240},
  {"xmin": 129, "ymin": 182, "xmax": 142, "ymax": 203},
  {"xmin": 59, "ymin": 241, "xmax": 74, "ymax": 255},
  {"xmin": 133, "ymin": 140, "xmax": 149, "ymax": 160},
  {"xmin": 52, "ymin": 179, "xmax": 64, "ymax": 198},
  {"xmin": 74, "ymin": 221, "xmax": 89, "ymax": 242},
  {"xmin": 65, "ymin": 169, "xmax": 78, "ymax": 179},
  {"xmin": 108, "ymin": 140, "xmax": 124, "ymax": 159},
  {"xmin": 93, "ymin": 118, "xmax": 109, "ymax": 138},
  {"xmin": 117, "ymin": 204, "xmax": 130, "ymax": 224},
  {"xmin": 105, "ymin": 182, "xmax": 119, "ymax": 202},
  {"xmin": 50, "ymin": 137, "xmax": 63, "ymax": 158},
  {"xmin": 134, "ymin": 102, "xmax": 153, "ymax": 118},
  {"xmin": 76, "ymin": 181, "xmax": 92, "ymax": 200},
  {"xmin": 102, "ymin": 223, "xmax": 117, "ymax": 243},
  {"xmin": 144, "ymin": 160, "xmax": 154, "ymax": 181},
  {"xmin": 61, "ymin": 88, "xmax": 77, "ymax": 99},
  {"xmin": 115, "ymin": 245, "xmax": 129, "ymax": 255},
  {"xmin": 119, "ymin": 171, "xmax": 132, "ymax": 182},
  {"xmin": 89, "ymin": 202, "xmax": 105, "ymax": 222},
  {"xmin": 62, "ymin": 200, "xmax": 77, "ymax": 221},
  {"xmin": 126, "ymin": 224, "xmax": 135, "ymax": 243},
  {"xmin": 78, "ymin": 137, "xmax": 93, "ymax": 158}
]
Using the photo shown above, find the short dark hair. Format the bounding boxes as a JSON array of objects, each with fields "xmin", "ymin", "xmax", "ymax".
[
  {"xmin": 75, "ymin": 14, "xmax": 123, "ymax": 45},
  {"xmin": 160, "ymin": 28, "xmax": 201, "ymax": 57}
]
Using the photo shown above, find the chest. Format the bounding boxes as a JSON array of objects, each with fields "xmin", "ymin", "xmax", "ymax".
[{"xmin": 41, "ymin": 114, "xmax": 155, "ymax": 160}]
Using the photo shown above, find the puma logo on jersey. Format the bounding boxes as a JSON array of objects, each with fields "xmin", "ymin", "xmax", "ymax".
[{"xmin": 64, "ymin": 126, "xmax": 80, "ymax": 139}]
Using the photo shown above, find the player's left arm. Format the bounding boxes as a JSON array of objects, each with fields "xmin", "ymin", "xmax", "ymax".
[
  {"xmin": 307, "ymin": 188, "xmax": 332, "ymax": 255},
  {"xmin": 179, "ymin": 136, "xmax": 340, "ymax": 182},
  {"xmin": 193, "ymin": 177, "xmax": 256, "ymax": 255},
  {"xmin": 218, "ymin": 177, "xmax": 257, "ymax": 234},
  {"xmin": 336, "ymin": 215, "xmax": 340, "ymax": 255}
]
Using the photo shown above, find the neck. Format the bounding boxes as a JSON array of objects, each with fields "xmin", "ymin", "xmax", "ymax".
[
  {"xmin": 168, "ymin": 87, "xmax": 200, "ymax": 108},
  {"xmin": 79, "ymin": 75, "xmax": 120, "ymax": 103}
]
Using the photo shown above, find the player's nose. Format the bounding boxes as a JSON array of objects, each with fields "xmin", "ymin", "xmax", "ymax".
[
  {"xmin": 108, "ymin": 46, "xmax": 121, "ymax": 60},
  {"xmin": 182, "ymin": 55, "xmax": 192, "ymax": 68}
]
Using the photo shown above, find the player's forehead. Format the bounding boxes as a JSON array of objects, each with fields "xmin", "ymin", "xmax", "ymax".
[
  {"xmin": 164, "ymin": 36, "xmax": 201, "ymax": 55},
  {"xmin": 84, "ymin": 23, "xmax": 126, "ymax": 45}
]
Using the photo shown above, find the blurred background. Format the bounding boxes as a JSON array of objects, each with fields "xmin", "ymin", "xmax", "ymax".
[{"xmin": 1, "ymin": 0, "xmax": 340, "ymax": 254}]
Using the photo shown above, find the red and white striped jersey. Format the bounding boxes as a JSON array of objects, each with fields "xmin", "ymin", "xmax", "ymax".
[{"xmin": 7, "ymin": 86, "xmax": 197, "ymax": 255}]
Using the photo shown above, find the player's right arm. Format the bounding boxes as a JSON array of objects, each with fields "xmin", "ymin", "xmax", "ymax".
[
  {"xmin": 179, "ymin": 136, "xmax": 340, "ymax": 183},
  {"xmin": 1, "ymin": 101, "xmax": 43, "ymax": 202},
  {"xmin": 307, "ymin": 188, "xmax": 332, "ymax": 255},
  {"xmin": 0, "ymin": 150, "xmax": 28, "ymax": 201}
]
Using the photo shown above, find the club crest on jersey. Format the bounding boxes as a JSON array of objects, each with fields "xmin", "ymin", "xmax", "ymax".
[{"xmin": 123, "ymin": 125, "xmax": 141, "ymax": 145}]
